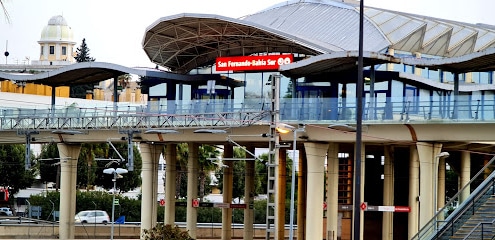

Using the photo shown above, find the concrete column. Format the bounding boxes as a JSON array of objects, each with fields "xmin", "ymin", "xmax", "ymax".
[
  {"xmin": 413, "ymin": 52, "xmax": 422, "ymax": 75},
  {"xmin": 465, "ymin": 72, "xmax": 473, "ymax": 83},
  {"xmin": 416, "ymin": 142, "xmax": 442, "ymax": 228},
  {"xmin": 297, "ymin": 147, "xmax": 306, "ymax": 240},
  {"xmin": 243, "ymin": 146, "xmax": 255, "ymax": 240},
  {"xmin": 152, "ymin": 146, "xmax": 160, "ymax": 226},
  {"xmin": 57, "ymin": 143, "xmax": 81, "ymax": 240},
  {"xmin": 222, "ymin": 144, "xmax": 233, "ymax": 240},
  {"xmin": 387, "ymin": 48, "xmax": 395, "ymax": 71},
  {"xmin": 277, "ymin": 148, "xmax": 287, "ymax": 239},
  {"xmin": 327, "ymin": 143, "xmax": 339, "ymax": 240},
  {"xmin": 187, "ymin": 143, "xmax": 199, "ymax": 239},
  {"xmin": 304, "ymin": 142, "xmax": 329, "ymax": 240},
  {"xmin": 164, "ymin": 143, "xmax": 177, "ymax": 225},
  {"xmin": 140, "ymin": 143, "xmax": 162, "ymax": 237},
  {"xmin": 382, "ymin": 145, "xmax": 394, "ymax": 240},
  {"xmin": 408, "ymin": 146, "xmax": 420, "ymax": 239},
  {"xmin": 460, "ymin": 151, "xmax": 471, "ymax": 203}
]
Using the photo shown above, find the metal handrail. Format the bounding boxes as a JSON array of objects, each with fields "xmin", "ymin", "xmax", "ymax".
[
  {"xmin": 462, "ymin": 218, "xmax": 495, "ymax": 240},
  {"xmin": 411, "ymin": 155, "xmax": 495, "ymax": 239}
]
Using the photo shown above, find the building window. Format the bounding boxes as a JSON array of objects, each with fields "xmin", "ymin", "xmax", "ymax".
[
  {"xmin": 40, "ymin": 46, "xmax": 44, "ymax": 55},
  {"xmin": 62, "ymin": 46, "xmax": 67, "ymax": 55},
  {"xmin": 49, "ymin": 46, "xmax": 55, "ymax": 55}
]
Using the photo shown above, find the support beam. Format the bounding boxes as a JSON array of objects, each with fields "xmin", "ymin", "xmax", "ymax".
[
  {"xmin": 244, "ymin": 146, "xmax": 255, "ymax": 240},
  {"xmin": 460, "ymin": 151, "xmax": 471, "ymax": 203},
  {"xmin": 57, "ymin": 143, "xmax": 81, "ymax": 240},
  {"xmin": 416, "ymin": 142, "xmax": 442, "ymax": 228},
  {"xmin": 187, "ymin": 143, "xmax": 199, "ymax": 239},
  {"xmin": 408, "ymin": 146, "xmax": 420, "ymax": 239},
  {"xmin": 222, "ymin": 144, "xmax": 233, "ymax": 240},
  {"xmin": 139, "ymin": 143, "xmax": 162, "ymax": 236},
  {"xmin": 164, "ymin": 143, "xmax": 177, "ymax": 225},
  {"xmin": 326, "ymin": 143, "xmax": 339, "ymax": 240},
  {"xmin": 304, "ymin": 142, "xmax": 328, "ymax": 240},
  {"xmin": 297, "ymin": 146, "xmax": 307, "ymax": 240},
  {"xmin": 382, "ymin": 145, "xmax": 394, "ymax": 240}
]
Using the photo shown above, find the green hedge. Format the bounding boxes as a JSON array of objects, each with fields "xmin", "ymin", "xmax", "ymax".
[{"xmin": 28, "ymin": 192, "xmax": 293, "ymax": 224}]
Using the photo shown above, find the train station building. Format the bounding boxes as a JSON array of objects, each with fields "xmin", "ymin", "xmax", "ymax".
[{"xmin": 2, "ymin": 0, "xmax": 495, "ymax": 239}]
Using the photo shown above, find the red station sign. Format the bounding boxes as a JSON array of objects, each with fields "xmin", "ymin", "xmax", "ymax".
[{"xmin": 215, "ymin": 54, "xmax": 294, "ymax": 72}]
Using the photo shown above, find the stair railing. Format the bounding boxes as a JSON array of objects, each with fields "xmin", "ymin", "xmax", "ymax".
[{"xmin": 411, "ymin": 156, "xmax": 495, "ymax": 240}]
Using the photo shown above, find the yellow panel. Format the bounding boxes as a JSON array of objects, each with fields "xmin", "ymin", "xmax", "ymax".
[
  {"xmin": 57, "ymin": 86, "xmax": 70, "ymax": 97},
  {"xmin": 1, "ymin": 81, "xmax": 14, "ymax": 92},
  {"xmin": 44, "ymin": 85, "xmax": 52, "ymax": 96}
]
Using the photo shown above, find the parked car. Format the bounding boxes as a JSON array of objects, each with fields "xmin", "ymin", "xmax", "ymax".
[
  {"xmin": 0, "ymin": 207, "xmax": 13, "ymax": 216},
  {"xmin": 74, "ymin": 210, "xmax": 109, "ymax": 224}
]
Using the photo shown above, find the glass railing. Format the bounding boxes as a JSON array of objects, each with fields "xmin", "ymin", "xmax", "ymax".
[
  {"xmin": 411, "ymin": 156, "xmax": 495, "ymax": 240},
  {"xmin": 0, "ymin": 96, "xmax": 493, "ymax": 128}
]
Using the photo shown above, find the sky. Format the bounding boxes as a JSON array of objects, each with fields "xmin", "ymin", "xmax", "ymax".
[{"xmin": 1, "ymin": 0, "xmax": 494, "ymax": 68}]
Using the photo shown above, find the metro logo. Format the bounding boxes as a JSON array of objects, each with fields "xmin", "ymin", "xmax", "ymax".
[{"xmin": 216, "ymin": 54, "xmax": 293, "ymax": 71}]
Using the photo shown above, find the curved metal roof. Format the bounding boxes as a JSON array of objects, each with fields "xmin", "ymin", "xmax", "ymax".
[
  {"xmin": 402, "ymin": 47, "xmax": 495, "ymax": 73},
  {"xmin": 281, "ymin": 49, "xmax": 495, "ymax": 78},
  {"xmin": 242, "ymin": 0, "xmax": 390, "ymax": 52},
  {"xmin": 142, "ymin": 13, "xmax": 330, "ymax": 74},
  {"xmin": 0, "ymin": 62, "xmax": 244, "ymax": 88},
  {"xmin": 279, "ymin": 51, "xmax": 400, "ymax": 78},
  {"xmin": 143, "ymin": 0, "xmax": 495, "ymax": 73}
]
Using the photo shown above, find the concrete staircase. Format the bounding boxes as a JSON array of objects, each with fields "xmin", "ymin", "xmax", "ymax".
[{"xmin": 449, "ymin": 195, "xmax": 495, "ymax": 239}]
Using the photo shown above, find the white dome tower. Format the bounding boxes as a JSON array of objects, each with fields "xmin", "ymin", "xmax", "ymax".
[{"xmin": 37, "ymin": 15, "xmax": 76, "ymax": 65}]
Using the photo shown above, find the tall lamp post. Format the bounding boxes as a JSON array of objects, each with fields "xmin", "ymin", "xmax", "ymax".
[
  {"xmin": 276, "ymin": 123, "xmax": 305, "ymax": 240},
  {"xmin": 103, "ymin": 167, "xmax": 128, "ymax": 240}
]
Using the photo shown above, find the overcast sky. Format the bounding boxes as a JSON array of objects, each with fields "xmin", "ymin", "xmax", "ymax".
[{"xmin": 1, "ymin": 0, "xmax": 494, "ymax": 68}]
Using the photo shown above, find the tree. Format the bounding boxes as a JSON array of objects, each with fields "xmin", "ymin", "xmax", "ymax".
[
  {"xmin": 93, "ymin": 143, "xmax": 142, "ymax": 192},
  {"xmin": 216, "ymin": 148, "xmax": 269, "ymax": 202},
  {"xmin": 71, "ymin": 38, "xmax": 96, "ymax": 98},
  {"xmin": 74, "ymin": 38, "xmax": 95, "ymax": 63},
  {"xmin": 38, "ymin": 142, "xmax": 142, "ymax": 193},
  {"xmin": 143, "ymin": 223, "xmax": 193, "ymax": 240},
  {"xmin": 38, "ymin": 143, "xmax": 61, "ymax": 190},
  {"xmin": 117, "ymin": 74, "xmax": 132, "ymax": 90},
  {"xmin": 175, "ymin": 143, "xmax": 189, "ymax": 199},
  {"xmin": 0, "ymin": 144, "xmax": 36, "ymax": 195},
  {"xmin": 174, "ymin": 143, "xmax": 219, "ymax": 199},
  {"xmin": 198, "ymin": 144, "xmax": 220, "ymax": 199},
  {"xmin": 217, "ymin": 152, "xmax": 272, "ymax": 199}
]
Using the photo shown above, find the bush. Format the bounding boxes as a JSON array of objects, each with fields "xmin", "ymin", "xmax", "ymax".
[{"xmin": 143, "ymin": 223, "xmax": 193, "ymax": 240}]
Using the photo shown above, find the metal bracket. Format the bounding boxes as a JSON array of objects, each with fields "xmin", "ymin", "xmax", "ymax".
[
  {"xmin": 18, "ymin": 130, "xmax": 39, "ymax": 170},
  {"xmin": 118, "ymin": 129, "xmax": 141, "ymax": 171}
]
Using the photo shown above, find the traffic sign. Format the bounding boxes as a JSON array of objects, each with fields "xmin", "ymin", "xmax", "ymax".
[
  {"xmin": 159, "ymin": 199, "xmax": 165, "ymax": 206},
  {"xmin": 378, "ymin": 206, "xmax": 395, "ymax": 212},
  {"xmin": 394, "ymin": 206, "xmax": 411, "ymax": 212},
  {"xmin": 339, "ymin": 205, "xmax": 352, "ymax": 211},
  {"xmin": 360, "ymin": 202, "xmax": 367, "ymax": 211},
  {"xmin": 192, "ymin": 199, "xmax": 199, "ymax": 208},
  {"xmin": 114, "ymin": 199, "xmax": 120, "ymax": 206},
  {"xmin": 199, "ymin": 202, "xmax": 214, "ymax": 208},
  {"xmin": 175, "ymin": 202, "xmax": 187, "ymax": 207},
  {"xmin": 230, "ymin": 204, "xmax": 246, "ymax": 209},
  {"xmin": 214, "ymin": 203, "xmax": 230, "ymax": 208},
  {"xmin": 323, "ymin": 202, "xmax": 327, "ymax": 210}
]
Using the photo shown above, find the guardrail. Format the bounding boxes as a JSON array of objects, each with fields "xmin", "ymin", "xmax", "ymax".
[{"xmin": 0, "ymin": 96, "xmax": 493, "ymax": 131}]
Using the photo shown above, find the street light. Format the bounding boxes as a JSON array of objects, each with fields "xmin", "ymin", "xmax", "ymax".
[
  {"xmin": 103, "ymin": 167, "xmax": 128, "ymax": 240},
  {"xmin": 276, "ymin": 123, "xmax": 305, "ymax": 240}
]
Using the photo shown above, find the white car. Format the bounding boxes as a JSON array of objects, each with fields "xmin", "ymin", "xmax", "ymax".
[
  {"xmin": 0, "ymin": 207, "xmax": 13, "ymax": 216},
  {"xmin": 74, "ymin": 210, "xmax": 110, "ymax": 224}
]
